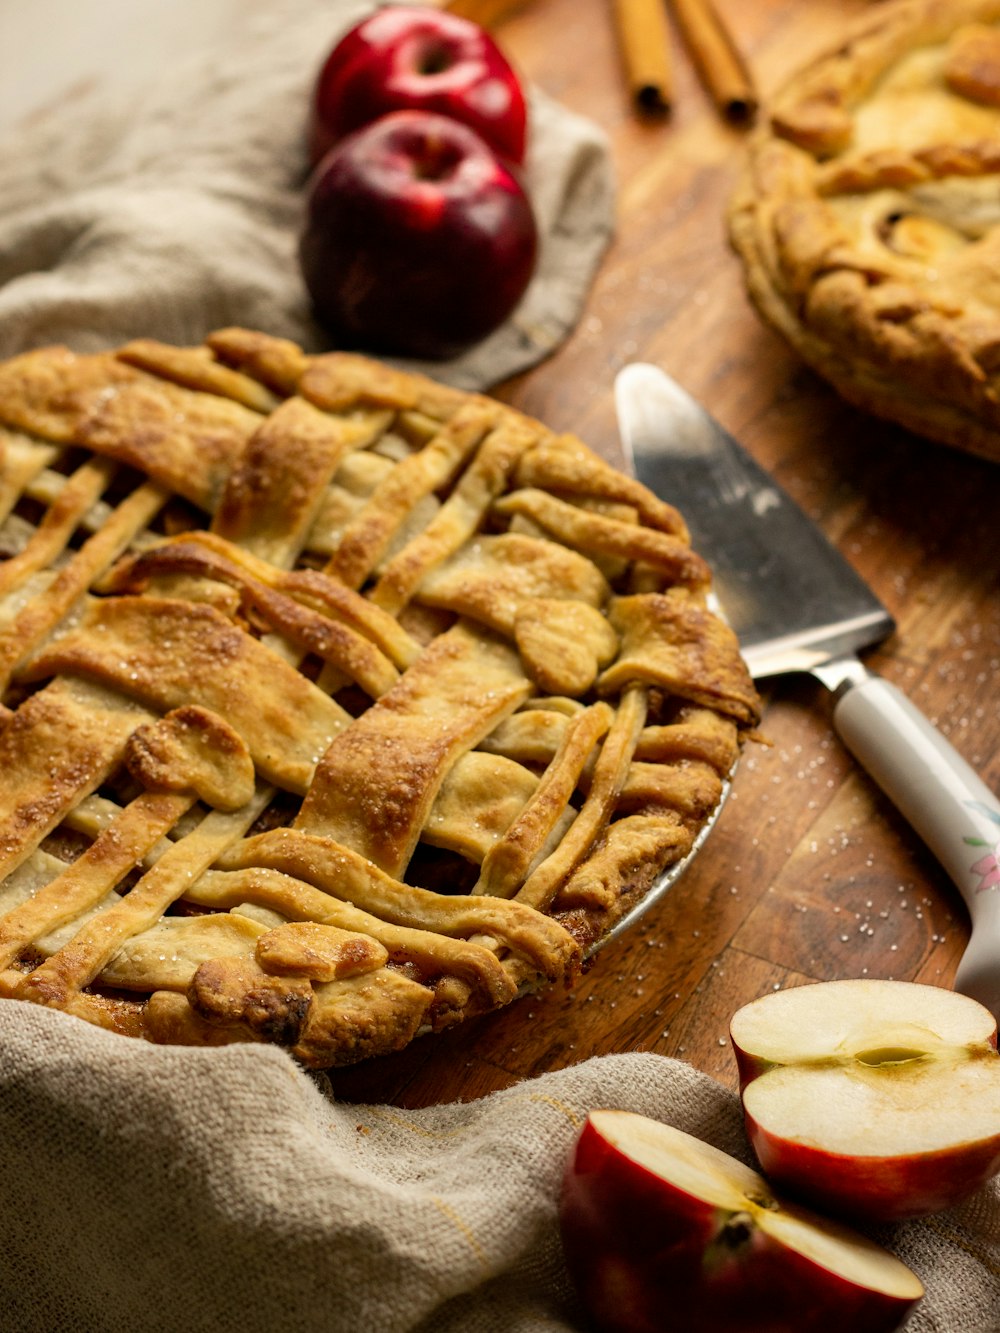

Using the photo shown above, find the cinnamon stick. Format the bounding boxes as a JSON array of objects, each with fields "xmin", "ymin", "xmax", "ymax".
[
  {"xmin": 612, "ymin": 0, "xmax": 675, "ymax": 114},
  {"xmin": 442, "ymin": 0, "xmax": 533, "ymax": 27},
  {"xmin": 668, "ymin": 0, "xmax": 757, "ymax": 123}
]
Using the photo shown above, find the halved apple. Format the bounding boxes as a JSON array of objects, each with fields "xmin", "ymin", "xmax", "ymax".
[
  {"xmin": 730, "ymin": 979, "xmax": 1000, "ymax": 1222},
  {"xmin": 559, "ymin": 1109, "xmax": 923, "ymax": 1333}
]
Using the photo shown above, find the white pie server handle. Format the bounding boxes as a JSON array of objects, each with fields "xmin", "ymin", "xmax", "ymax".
[{"xmin": 832, "ymin": 671, "xmax": 1000, "ymax": 1020}]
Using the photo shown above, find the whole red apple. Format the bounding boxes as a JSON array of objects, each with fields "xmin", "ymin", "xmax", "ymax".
[
  {"xmin": 298, "ymin": 110, "xmax": 538, "ymax": 360},
  {"xmin": 730, "ymin": 978, "xmax": 1000, "ymax": 1223},
  {"xmin": 559, "ymin": 1110, "xmax": 923, "ymax": 1333},
  {"xmin": 308, "ymin": 5, "xmax": 528, "ymax": 167}
]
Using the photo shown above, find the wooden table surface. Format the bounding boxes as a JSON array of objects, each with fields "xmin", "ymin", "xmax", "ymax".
[{"xmin": 331, "ymin": 0, "xmax": 1000, "ymax": 1108}]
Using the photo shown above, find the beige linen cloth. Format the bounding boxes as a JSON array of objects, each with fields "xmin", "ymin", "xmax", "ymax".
[
  {"xmin": 0, "ymin": 0, "xmax": 615, "ymax": 388},
  {"xmin": 0, "ymin": 1003, "xmax": 998, "ymax": 1331}
]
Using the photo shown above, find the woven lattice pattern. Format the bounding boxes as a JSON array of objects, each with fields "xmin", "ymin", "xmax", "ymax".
[{"xmin": 0, "ymin": 329, "xmax": 759, "ymax": 1067}]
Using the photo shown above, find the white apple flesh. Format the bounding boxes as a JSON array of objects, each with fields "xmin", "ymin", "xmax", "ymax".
[
  {"xmin": 730, "ymin": 979, "xmax": 1000, "ymax": 1222},
  {"xmin": 559, "ymin": 1110, "xmax": 923, "ymax": 1333}
]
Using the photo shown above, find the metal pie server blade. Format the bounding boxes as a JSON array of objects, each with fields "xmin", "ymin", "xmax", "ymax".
[
  {"xmin": 615, "ymin": 363, "xmax": 893, "ymax": 680},
  {"xmin": 615, "ymin": 362, "xmax": 1000, "ymax": 1019}
]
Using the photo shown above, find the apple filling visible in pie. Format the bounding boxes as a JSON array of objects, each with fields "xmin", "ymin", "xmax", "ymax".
[
  {"xmin": 730, "ymin": 0, "xmax": 1000, "ymax": 461},
  {"xmin": 0, "ymin": 330, "xmax": 759, "ymax": 1067}
]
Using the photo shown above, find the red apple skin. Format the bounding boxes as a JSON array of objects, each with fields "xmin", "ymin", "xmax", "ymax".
[
  {"xmin": 731, "ymin": 1043, "xmax": 779, "ymax": 1094},
  {"xmin": 299, "ymin": 110, "xmax": 538, "ymax": 360},
  {"xmin": 559, "ymin": 1116, "xmax": 918, "ymax": 1333},
  {"xmin": 308, "ymin": 5, "xmax": 528, "ymax": 167},
  {"xmin": 744, "ymin": 1111, "xmax": 1000, "ymax": 1224}
]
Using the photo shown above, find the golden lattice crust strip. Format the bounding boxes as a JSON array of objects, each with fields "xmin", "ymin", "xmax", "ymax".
[
  {"xmin": 493, "ymin": 489, "xmax": 711, "ymax": 587},
  {"xmin": 615, "ymin": 759, "xmax": 725, "ymax": 822},
  {"xmin": 188, "ymin": 868, "xmax": 517, "ymax": 1012},
  {"xmin": 0, "ymin": 789, "xmax": 187, "ymax": 971},
  {"xmin": 104, "ymin": 536, "xmax": 402, "ymax": 699},
  {"xmin": 324, "ymin": 399, "xmax": 500, "ymax": 590},
  {"xmin": 16, "ymin": 789, "xmax": 267, "ymax": 1012},
  {"xmin": 214, "ymin": 829, "xmax": 580, "ymax": 984},
  {"xmin": 426, "ymin": 752, "xmax": 540, "ymax": 863},
  {"xmin": 21, "ymin": 595, "xmax": 347, "ymax": 791},
  {"xmin": 370, "ymin": 416, "xmax": 540, "ymax": 616},
  {"xmin": 556, "ymin": 812, "xmax": 692, "ymax": 914},
  {"xmin": 0, "ymin": 349, "xmax": 137, "ymax": 442},
  {"xmin": 0, "ymin": 678, "xmax": 150, "ymax": 881},
  {"xmin": 416, "ymin": 532, "xmax": 610, "ymax": 628},
  {"xmin": 0, "ymin": 698, "xmax": 241, "ymax": 983},
  {"xmin": 515, "ymin": 598, "xmax": 620, "ymax": 697},
  {"xmin": 0, "ymin": 328, "xmax": 760, "ymax": 1069},
  {"xmin": 206, "ymin": 327, "xmax": 311, "ymax": 396},
  {"xmin": 117, "ymin": 339, "xmax": 283, "ymax": 413},
  {"xmin": 211, "ymin": 395, "xmax": 384, "ymax": 567},
  {"xmin": 478, "ymin": 703, "xmax": 588, "ymax": 765},
  {"xmin": 98, "ymin": 914, "xmax": 269, "ymax": 993},
  {"xmin": 476, "ymin": 702, "xmax": 614, "ymax": 899},
  {"xmin": 125, "ymin": 704, "xmax": 256, "ymax": 809},
  {"xmin": 256, "ymin": 921, "xmax": 390, "ymax": 981},
  {"xmin": 413, "ymin": 532, "xmax": 618, "ymax": 697},
  {"xmin": 295, "ymin": 623, "xmax": 532, "ymax": 875},
  {"xmin": 0, "ymin": 479, "xmax": 167, "ymax": 690},
  {"xmin": 633, "ymin": 707, "xmax": 743, "ymax": 771},
  {"xmin": 517, "ymin": 685, "xmax": 649, "ymax": 911},
  {"xmin": 479, "ymin": 705, "xmax": 743, "ymax": 818},
  {"xmin": 599, "ymin": 594, "xmax": 761, "ymax": 725},
  {"xmin": 0, "ymin": 432, "xmax": 59, "ymax": 529},
  {"xmin": 301, "ymin": 350, "xmax": 470, "ymax": 420},
  {"xmin": 0, "ymin": 455, "xmax": 115, "ymax": 600},
  {"xmin": 514, "ymin": 437, "xmax": 690, "ymax": 541},
  {"xmin": 0, "ymin": 346, "xmax": 263, "ymax": 509},
  {"xmin": 105, "ymin": 530, "xmax": 422, "ymax": 672}
]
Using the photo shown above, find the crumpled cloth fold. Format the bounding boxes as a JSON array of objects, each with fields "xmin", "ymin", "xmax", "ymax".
[{"xmin": 0, "ymin": 1003, "xmax": 997, "ymax": 1331}]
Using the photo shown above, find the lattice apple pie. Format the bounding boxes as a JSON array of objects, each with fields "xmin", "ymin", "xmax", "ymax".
[
  {"xmin": 0, "ymin": 330, "xmax": 759, "ymax": 1067},
  {"xmin": 730, "ymin": 0, "xmax": 1000, "ymax": 462}
]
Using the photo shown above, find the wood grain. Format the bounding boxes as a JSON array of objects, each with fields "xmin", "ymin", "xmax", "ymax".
[{"xmin": 330, "ymin": 0, "xmax": 1000, "ymax": 1109}]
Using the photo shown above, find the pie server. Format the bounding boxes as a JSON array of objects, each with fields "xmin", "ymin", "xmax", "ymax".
[{"xmin": 615, "ymin": 361, "xmax": 1000, "ymax": 1019}]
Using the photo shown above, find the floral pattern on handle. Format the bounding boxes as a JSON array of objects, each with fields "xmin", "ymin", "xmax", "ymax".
[{"xmin": 965, "ymin": 801, "xmax": 1000, "ymax": 893}]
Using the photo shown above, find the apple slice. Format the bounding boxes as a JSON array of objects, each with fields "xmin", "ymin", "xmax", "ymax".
[
  {"xmin": 730, "ymin": 979, "xmax": 1000, "ymax": 1222},
  {"xmin": 560, "ymin": 1109, "xmax": 923, "ymax": 1333}
]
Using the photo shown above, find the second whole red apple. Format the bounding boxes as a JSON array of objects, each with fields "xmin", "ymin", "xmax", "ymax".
[
  {"xmin": 307, "ymin": 5, "xmax": 528, "ymax": 167},
  {"xmin": 299, "ymin": 110, "xmax": 538, "ymax": 360}
]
